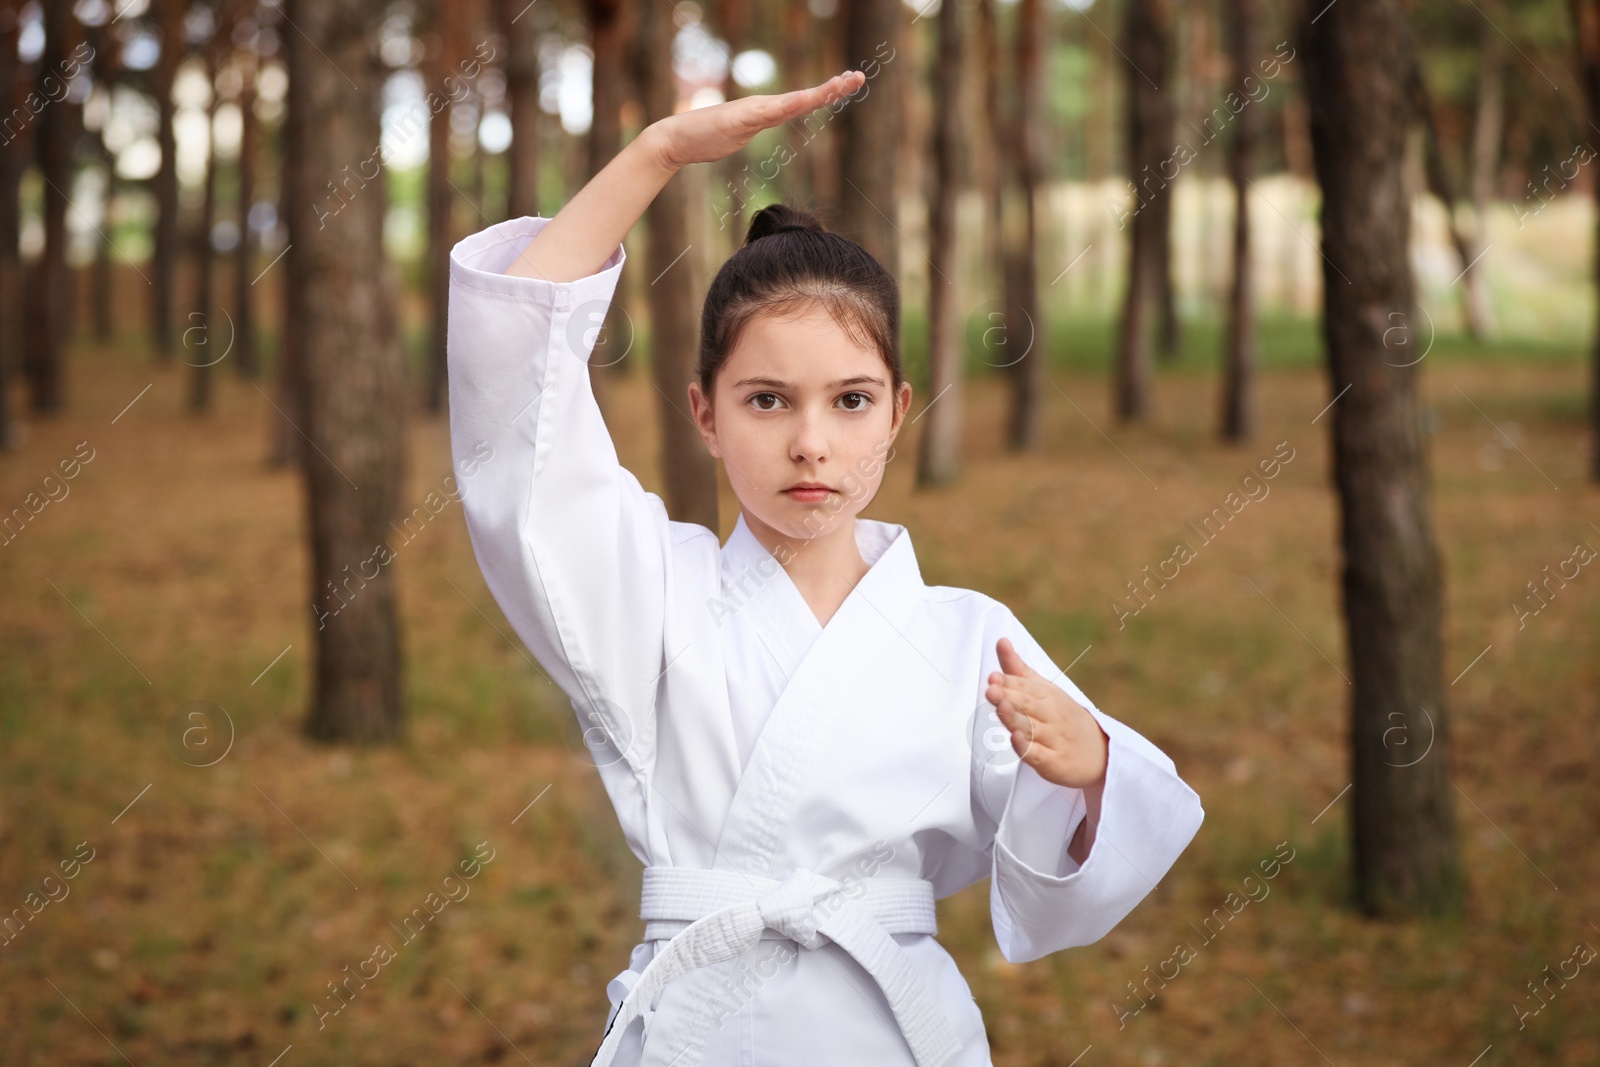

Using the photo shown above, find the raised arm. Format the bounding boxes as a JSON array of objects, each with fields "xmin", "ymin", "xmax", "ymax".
[
  {"xmin": 507, "ymin": 69, "xmax": 868, "ymax": 285},
  {"xmin": 446, "ymin": 70, "xmax": 869, "ymax": 785}
]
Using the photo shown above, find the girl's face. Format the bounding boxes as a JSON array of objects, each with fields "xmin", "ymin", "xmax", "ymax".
[{"xmin": 689, "ymin": 302, "xmax": 912, "ymax": 542}]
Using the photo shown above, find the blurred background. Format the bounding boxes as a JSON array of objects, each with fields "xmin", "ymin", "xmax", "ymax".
[{"xmin": 0, "ymin": 0, "xmax": 1596, "ymax": 1063}]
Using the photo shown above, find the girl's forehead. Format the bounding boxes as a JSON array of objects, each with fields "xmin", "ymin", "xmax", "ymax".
[{"xmin": 722, "ymin": 307, "xmax": 884, "ymax": 381}]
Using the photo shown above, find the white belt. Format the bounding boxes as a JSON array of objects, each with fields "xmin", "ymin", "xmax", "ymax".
[{"xmin": 590, "ymin": 865, "xmax": 964, "ymax": 1067}]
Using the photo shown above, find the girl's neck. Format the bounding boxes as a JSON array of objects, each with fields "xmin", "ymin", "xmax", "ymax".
[{"xmin": 742, "ymin": 508, "xmax": 871, "ymax": 628}]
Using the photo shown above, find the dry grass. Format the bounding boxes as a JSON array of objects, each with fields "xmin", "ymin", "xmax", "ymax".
[{"xmin": 0, "ymin": 327, "xmax": 1595, "ymax": 1066}]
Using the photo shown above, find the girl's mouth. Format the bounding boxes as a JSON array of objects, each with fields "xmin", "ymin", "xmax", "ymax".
[{"xmin": 784, "ymin": 487, "xmax": 835, "ymax": 503}]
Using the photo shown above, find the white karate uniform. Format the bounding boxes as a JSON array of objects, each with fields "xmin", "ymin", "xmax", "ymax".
[{"xmin": 446, "ymin": 216, "xmax": 1205, "ymax": 1067}]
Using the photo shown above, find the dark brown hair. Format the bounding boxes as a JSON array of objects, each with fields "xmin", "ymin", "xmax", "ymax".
[{"xmin": 697, "ymin": 201, "xmax": 902, "ymax": 407}]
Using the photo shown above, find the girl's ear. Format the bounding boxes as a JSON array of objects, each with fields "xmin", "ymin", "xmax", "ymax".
[
  {"xmin": 890, "ymin": 380, "xmax": 913, "ymax": 435},
  {"xmin": 688, "ymin": 381, "xmax": 722, "ymax": 458}
]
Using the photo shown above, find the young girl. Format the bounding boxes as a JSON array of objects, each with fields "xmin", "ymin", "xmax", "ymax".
[{"xmin": 446, "ymin": 70, "xmax": 1202, "ymax": 1067}]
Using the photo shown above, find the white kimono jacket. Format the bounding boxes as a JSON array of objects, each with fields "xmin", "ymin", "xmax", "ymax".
[{"xmin": 446, "ymin": 217, "xmax": 1205, "ymax": 1067}]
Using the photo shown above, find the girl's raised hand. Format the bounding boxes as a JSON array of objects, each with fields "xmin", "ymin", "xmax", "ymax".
[
  {"xmin": 648, "ymin": 70, "xmax": 868, "ymax": 170},
  {"xmin": 986, "ymin": 637, "xmax": 1110, "ymax": 790}
]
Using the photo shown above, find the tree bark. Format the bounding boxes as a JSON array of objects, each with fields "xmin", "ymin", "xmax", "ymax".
[
  {"xmin": 23, "ymin": 0, "xmax": 74, "ymax": 414},
  {"xmin": 1464, "ymin": 24, "xmax": 1501, "ymax": 339},
  {"xmin": 235, "ymin": 43, "xmax": 260, "ymax": 378},
  {"xmin": 0, "ymin": 0, "xmax": 23, "ymax": 446},
  {"xmin": 1114, "ymin": 0, "xmax": 1172, "ymax": 422},
  {"xmin": 636, "ymin": 0, "xmax": 718, "ymax": 529},
  {"xmin": 190, "ymin": 47, "xmax": 222, "ymax": 412},
  {"xmin": 287, "ymin": 0, "xmax": 409, "ymax": 743},
  {"xmin": 423, "ymin": 3, "xmax": 456, "ymax": 415},
  {"xmin": 1572, "ymin": 0, "xmax": 1600, "ymax": 482},
  {"xmin": 153, "ymin": 0, "xmax": 185, "ymax": 361},
  {"xmin": 1220, "ymin": 0, "xmax": 1256, "ymax": 442},
  {"xmin": 837, "ymin": 0, "xmax": 903, "ymax": 281},
  {"xmin": 916, "ymin": 0, "xmax": 966, "ymax": 486},
  {"xmin": 584, "ymin": 0, "xmax": 633, "ymax": 393},
  {"xmin": 1303, "ymin": 0, "xmax": 1463, "ymax": 917},
  {"xmin": 502, "ymin": 0, "xmax": 543, "ymax": 219},
  {"xmin": 1408, "ymin": 60, "xmax": 1491, "ymax": 343},
  {"xmin": 89, "ymin": 15, "xmax": 120, "ymax": 344},
  {"xmin": 1003, "ymin": 0, "xmax": 1043, "ymax": 451}
]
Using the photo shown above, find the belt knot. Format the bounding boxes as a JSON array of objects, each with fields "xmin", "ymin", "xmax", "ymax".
[{"xmin": 754, "ymin": 867, "xmax": 840, "ymax": 950}]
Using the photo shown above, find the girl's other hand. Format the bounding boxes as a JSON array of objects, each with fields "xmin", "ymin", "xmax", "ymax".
[
  {"xmin": 986, "ymin": 637, "xmax": 1110, "ymax": 790},
  {"xmin": 646, "ymin": 70, "xmax": 867, "ymax": 171}
]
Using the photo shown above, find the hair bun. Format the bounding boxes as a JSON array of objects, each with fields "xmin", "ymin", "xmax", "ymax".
[{"xmin": 744, "ymin": 202, "xmax": 826, "ymax": 246}]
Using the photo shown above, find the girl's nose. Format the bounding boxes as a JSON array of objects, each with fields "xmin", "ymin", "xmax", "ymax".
[{"xmin": 789, "ymin": 407, "xmax": 830, "ymax": 464}]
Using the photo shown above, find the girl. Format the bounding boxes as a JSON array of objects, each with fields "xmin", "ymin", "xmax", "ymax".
[{"xmin": 446, "ymin": 69, "xmax": 1203, "ymax": 1067}]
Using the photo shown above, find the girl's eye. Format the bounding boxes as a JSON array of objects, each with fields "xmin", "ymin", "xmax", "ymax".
[
  {"xmin": 838, "ymin": 392, "xmax": 871, "ymax": 411},
  {"xmin": 749, "ymin": 392, "xmax": 784, "ymax": 411}
]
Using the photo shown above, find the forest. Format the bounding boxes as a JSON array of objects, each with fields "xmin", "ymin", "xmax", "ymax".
[{"xmin": 0, "ymin": 0, "xmax": 1595, "ymax": 1063}]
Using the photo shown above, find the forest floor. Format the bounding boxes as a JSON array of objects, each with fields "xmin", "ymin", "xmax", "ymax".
[{"xmin": 0, "ymin": 325, "xmax": 1595, "ymax": 1066}]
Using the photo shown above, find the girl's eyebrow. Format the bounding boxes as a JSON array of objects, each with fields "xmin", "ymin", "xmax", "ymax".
[{"xmin": 732, "ymin": 375, "xmax": 885, "ymax": 390}]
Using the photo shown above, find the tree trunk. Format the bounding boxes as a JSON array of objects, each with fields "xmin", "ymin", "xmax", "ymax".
[
  {"xmin": 502, "ymin": 0, "xmax": 543, "ymax": 219},
  {"xmin": 1464, "ymin": 24, "xmax": 1501, "ymax": 339},
  {"xmin": 585, "ymin": 0, "xmax": 633, "ymax": 395},
  {"xmin": 1303, "ymin": 0, "xmax": 1463, "ymax": 917},
  {"xmin": 23, "ymin": 0, "xmax": 74, "ymax": 414},
  {"xmin": 1003, "ymin": 0, "xmax": 1043, "ymax": 451},
  {"xmin": 153, "ymin": 0, "xmax": 184, "ymax": 360},
  {"xmin": 0, "ymin": 0, "xmax": 23, "ymax": 446},
  {"xmin": 916, "ymin": 0, "xmax": 966, "ymax": 487},
  {"xmin": 1572, "ymin": 0, "xmax": 1600, "ymax": 482},
  {"xmin": 636, "ymin": 0, "xmax": 718, "ymax": 529},
  {"xmin": 190, "ymin": 49, "xmax": 221, "ymax": 412},
  {"xmin": 1114, "ymin": 0, "xmax": 1171, "ymax": 422},
  {"xmin": 89, "ymin": 15, "xmax": 120, "ymax": 344},
  {"xmin": 1408, "ymin": 61, "xmax": 1491, "ymax": 343},
  {"xmin": 235, "ymin": 48, "xmax": 260, "ymax": 379},
  {"xmin": 423, "ymin": 3, "xmax": 456, "ymax": 415},
  {"xmin": 1153, "ymin": 77, "xmax": 1179, "ymax": 357},
  {"xmin": 1220, "ymin": 0, "xmax": 1256, "ymax": 442},
  {"xmin": 287, "ymin": 0, "xmax": 409, "ymax": 743},
  {"xmin": 837, "ymin": 0, "xmax": 903, "ymax": 281}
]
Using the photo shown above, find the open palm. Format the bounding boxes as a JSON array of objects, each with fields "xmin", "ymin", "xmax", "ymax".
[{"xmin": 652, "ymin": 70, "xmax": 867, "ymax": 170}]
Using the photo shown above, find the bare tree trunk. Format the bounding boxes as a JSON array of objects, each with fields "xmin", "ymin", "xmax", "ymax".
[
  {"xmin": 153, "ymin": 0, "xmax": 184, "ymax": 361},
  {"xmin": 1003, "ymin": 0, "xmax": 1044, "ymax": 451},
  {"xmin": 585, "ymin": 0, "xmax": 633, "ymax": 394},
  {"xmin": 423, "ymin": 3, "xmax": 456, "ymax": 415},
  {"xmin": 1408, "ymin": 61, "xmax": 1491, "ymax": 343},
  {"xmin": 190, "ymin": 48, "xmax": 221, "ymax": 412},
  {"xmin": 1304, "ymin": 0, "xmax": 1463, "ymax": 917},
  {"xmin": 89, "ymin": 15, "xmax": 120, "ymax": 344},
  {"xmin": 23, "ymin": 0, "xmax": 74, "ymax": 414},
  {"xmin": 287, "ymin": 0, "xmax": 409, "ymax": 743},
  {"xmin": 502, "ymin": 0, "xmax": 543, "ymax": 220},
  {"xmin": 1571, "ymin": 0, "xmax": 1600, "ymax": 482},
  {"xmin": 781, "ymin": 0, "xmax": 817, "ymax": 208},
  {"xmin": 0, "ymin": 0, "xmax": 23, "ymax": 446},
  {"xmin": 636, "ymin": 0, "xmax": 718, "ymax": 528},
  {"xmin": 1220, "ymin": 0, "xmax": 1256, "ymax": 442},
  {"xmin": 235, "ymin": 47, "xmax": 260, "ymax": 378},
  {"xmin": 977, "ymin": 0, "xmax": 1004, "ymax": 291},
  {"xmin": 1152, "ymin": 0, "xmax": 1182, "ymax": 361},
  {"xmin": 837, "ymin": 0, "xmax": 903, "ymax": 281},
  {"xmin": 1114, "ymin": 0, "xmax": 1172, "ymax": 422},
  {"xmin": 917, "ymin": 0, "xmax": 966, "ymax": 486},
  {"xmin": 1466, "ymin": 28, "xmax": 1501, "ymax": 342}
]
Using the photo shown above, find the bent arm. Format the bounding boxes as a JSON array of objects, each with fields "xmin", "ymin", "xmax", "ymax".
[{"xmin": 978, "ymin": 609, "xmax": 1205, "ymax": 964}]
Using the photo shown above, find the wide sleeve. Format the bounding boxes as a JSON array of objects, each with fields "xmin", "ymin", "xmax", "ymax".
[
  {"xmin": 976, "ymin": 607, "xmax": 1204, "ymax": 964},
  {"xmin": 446, "ymin": 215, "xmax": 670, "ymax": 779}
]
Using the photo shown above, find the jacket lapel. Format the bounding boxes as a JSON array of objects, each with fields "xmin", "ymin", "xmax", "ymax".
[{"xmin": 711, "ymin": 516, "xmax": 932, "ymax": 877}]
